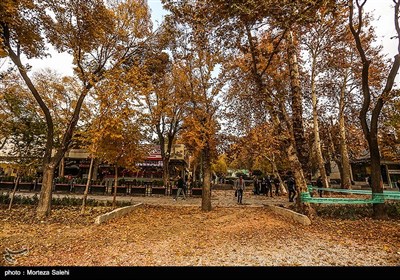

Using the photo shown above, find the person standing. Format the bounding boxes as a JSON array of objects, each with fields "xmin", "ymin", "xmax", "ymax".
[
  {"xmin": 316, "ymin": 176, "xmax": 323, "ymax": 197},
  {"xmin": 287, "ymin": 173, "xmax": 296, "ymax": 202},
  {"xmin": 174, "ymin": 175, "xmax": 186, "ymax": 201},
  {"xmin": 260, "ymin": 177, "xmax": 267, "ymax": 194},
  {"xmin": 235, "ymin": 176, "xmax": 245, "ymax": 204},
  {"xmin": 273, "ymin": 176, "xmax": 280, "ymax": 196},
  {"xmin": 367, "ymin": 175, "xmax": 372, "ymax": 187},
  {"xmin": 265, "ymin": 175, "xmax": 273, "ymax": 197},
  {"xmin": 253, "ymin": 176, "xmax": 260, "ymax": 195}
]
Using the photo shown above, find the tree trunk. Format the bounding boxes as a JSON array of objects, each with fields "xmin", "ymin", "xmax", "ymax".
[
  {"xmin": 92, "ymin": 159, "xmax": 99, "ymax": 181},
  {"xmin": 286, "ymin": 140, "xmax": 315, "ymax": 217},
  {"xmin": 335, "ymin": 159, "xmax": 344, "ymax": 186},
  {"xmin": 286, "ymin": 29, "xmax": 308, "ymax": 172},
  {"xmin": 268, "ymin": 155, "xmax": 287, "ymax": 195},
  {"xmin": 192, "ymin": 164, "xmax": 197, "ymax": 187},
  {"xmin": 81, "ymin": 157, "xmax": 94, "ymax": 214},
  {"xmin": 370, "ymin": 139, "xmax": 385, "ymax": 218},
  {"xmin": 59, "ymin": 157, "xmax": 65, "ymax": 177},
  {"xmin": 348, "ymin": 0, "xmax": 398, "ymax": 219},
  {"xmin": 162, "ymin": 155, "xmax": 170, "ymax": 188},
  {"xmin": 8, "ymin": 175, "xmax": 20, "ymax": 211},
  {"xmin": 277, "ymin": 101, "xmax": 315, "ymax": 217},
  {"xmin": 37, "ymin": 165, "xmax": 56, "ymax": 218},
  {"xmin": 339, "ymin": 119, "xmax": 352, "ymax": 190},
  {"xmin": 112, "ymin": 164, "xmax": 118, "ymax": 208},
  {"xmin": 200, "ymin": 153, "xmax": 204, "ymax": 184},
  {"xmin": 327, "ymin": 119, "xmax": 346, "ymax": 187},
  {"xmin": 201, "ymin": 148, "xmax": 212, "ymax": 211},
  {"xmin": 338, "ymin": 77, "xmax": 352, "ymax": 189},
  {"xmin": 311, "ymin": 56, "xmax": 329, "ymax": 189}
]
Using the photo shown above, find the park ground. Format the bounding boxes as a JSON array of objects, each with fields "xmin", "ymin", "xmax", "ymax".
[{"xmin": 0, "ymin": 190, "xmax": 400, "ymax": 267}]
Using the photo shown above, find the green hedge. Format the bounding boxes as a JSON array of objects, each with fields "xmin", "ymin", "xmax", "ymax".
[{"xmin": 0, "ymin": 194, "xmax": 131, "ymax": 207}]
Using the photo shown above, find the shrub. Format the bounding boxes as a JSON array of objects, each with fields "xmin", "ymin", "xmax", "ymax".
[
  {"xmin": 0, "ymin": 193, "xmax": 131, "ymax": 207},
  {"xmin": 313, "ymin": 203, "xmax": 400, "ymax": 219}
]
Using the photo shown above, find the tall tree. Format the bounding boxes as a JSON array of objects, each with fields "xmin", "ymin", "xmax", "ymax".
[
  {"xmin": 162, "ymin": 5, "xmax": 224, "ymax": 211},
  {"xmin": 143, "ymin": 50, "xmax": 185, "ymax": 189},
  {"xmin": 301, "ymin": 4, "xmax": 364, "ymax": 189},
  {"xmin": 95, "ymin": 113, "xmax": 148, "ymax": 208},
  {"xmin": 348, "ymin": 0, "xmax": 400, "ymax": 218},
  {"xmin": 0, "ymin": 0, "xmax": 152, "ymax": 217},
  {"xmin": 166, "ymin": 0, "xmax": 332, "ymax": 214},
  {"xmin": 93, "ymin": 73, "xmax": 149, "ymax": 207}
]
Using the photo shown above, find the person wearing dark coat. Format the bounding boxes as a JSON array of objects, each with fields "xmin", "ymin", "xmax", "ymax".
[
  {"xmin": 174, "ymin": 175, "xmax": 186, "ymax": 200},
  {"xmin": 316, "ymin": 176, "xmax": 323, "ymax": 197},
  {"xmin": 265, "ymin": 176, "xmax": 273, "ymax": 197},
  {"xmin": 287, "ymin": 174, "xmax": 296, "ymax": 202}
]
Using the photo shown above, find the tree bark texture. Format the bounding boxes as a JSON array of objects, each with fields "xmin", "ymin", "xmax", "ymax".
[
  {"xmin": 112, "ymin": 165, "xmax": 118, "ymax": 208},
  {"xmin": 311, "ymin": 55, "xmax": 329, "ymax": 189},
  {"xmin": 286, "ymin": 30, "xmax": 308, "ymax": 173},
  {"xmin": 338, "ymin": 76, "xmax": 352, "ymax": 189},
  {"xmin": 81, "ymin": 157, "xmax": 94, "ymax": 214},
  {"xmin": 37, "ymin": 165, "xmax": 55, "ymax": 218},
  {"xmin": 201, "ymin": 147, "xmax": 212, "ymax": 211},
  {"xmin": 8, "ymin": 175, "xmax": 20, "ymax": 211}
]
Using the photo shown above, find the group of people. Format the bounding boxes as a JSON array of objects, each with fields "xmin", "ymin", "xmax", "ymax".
[
  {"xmin": 235, "ymin": 172, "xmax": 297, "ymax": 204},
  {"xmin": 175, "ymin": 172, "xmax": 400, "ymax": 205},
  {"xmin": 252, "ymin": 176, "xmax": 280, "ymax": 197}
]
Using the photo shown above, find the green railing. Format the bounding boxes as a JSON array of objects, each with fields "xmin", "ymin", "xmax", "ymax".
[{"xmin": 300, "ymin": 185, "xmax": 400, "ymax": 204}]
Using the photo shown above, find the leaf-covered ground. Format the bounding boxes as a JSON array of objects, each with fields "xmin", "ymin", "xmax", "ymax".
[{"xmin": 1, "ymin": 197, "xmax": 400, "ymax": 266}]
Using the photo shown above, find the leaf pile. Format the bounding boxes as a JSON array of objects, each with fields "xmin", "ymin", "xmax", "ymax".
[{"xmin": 1, "ymin": 204, "xmax": 399, "ymax": 266}]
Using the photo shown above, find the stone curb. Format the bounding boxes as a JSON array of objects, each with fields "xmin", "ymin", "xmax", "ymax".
[
  {"xmin": 94, "ymin": 203, "xmax": 143, "ymax": 224},
  {"xmin": 264, "ymin": 204, "xmax": 311, "ymax": 226}
]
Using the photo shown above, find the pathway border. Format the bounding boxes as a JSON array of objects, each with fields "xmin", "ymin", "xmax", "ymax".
[
  {"xmin": 264, "ymin": 204, "xmax": 311, "ymax": 225},
  {"xmin": 94, "ymin": 203, "xmax": 143, "ymax": 224}
]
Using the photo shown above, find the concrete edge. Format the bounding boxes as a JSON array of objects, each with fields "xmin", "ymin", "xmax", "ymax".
[
  {"xmin": 264, "ymin": 204, "xmax": 311, "ymax": 226},
  {"xmin": 94, "ymin": 203, "xmax": 143, "ymax": 224}
]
